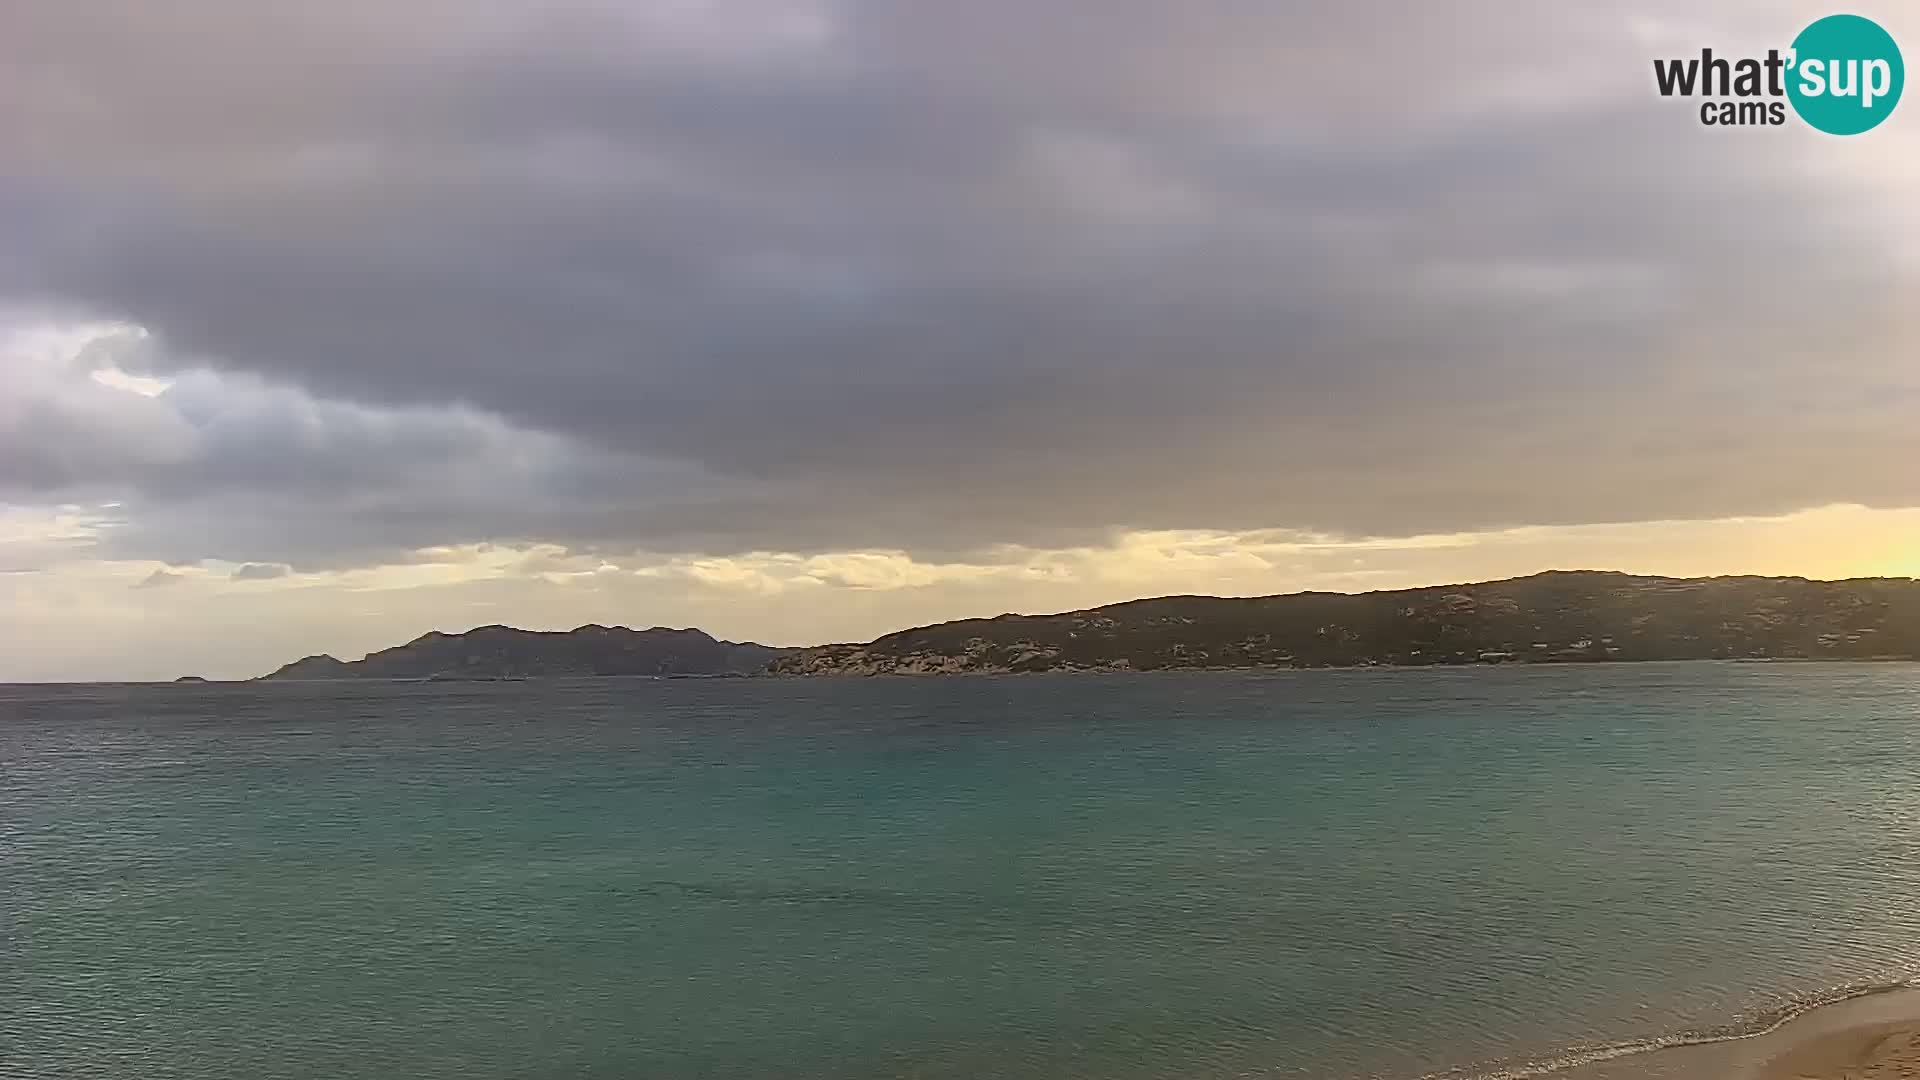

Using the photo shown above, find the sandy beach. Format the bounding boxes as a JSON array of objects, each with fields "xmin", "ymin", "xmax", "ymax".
[
  {"xmin": 1551, "ymin": 988, "xmax": 1920, "ymax": 1080},
  {"xmin": 1758, "ymin": 1024, "xmax": 1920, "ymax": 1080}
]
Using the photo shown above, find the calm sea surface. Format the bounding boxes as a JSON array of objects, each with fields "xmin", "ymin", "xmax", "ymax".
[{"xmin": 4, "ymin": 664, "xmax": 1919, "ymax": 1080}]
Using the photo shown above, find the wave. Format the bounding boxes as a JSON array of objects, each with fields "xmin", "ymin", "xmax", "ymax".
[{"xmin": 1417, "ymin": 977, "xmax": 1920, "ymax": 1080}]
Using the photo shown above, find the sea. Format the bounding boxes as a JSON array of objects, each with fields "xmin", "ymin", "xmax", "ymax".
[{"xmin": 4, "ymin": 663, "xmax": 1919, "ymax": 1080}]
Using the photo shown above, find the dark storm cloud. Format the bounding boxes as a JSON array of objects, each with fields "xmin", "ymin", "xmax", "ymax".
[{"xmin": 4, "ymin": 0, "xmax": 1917, "ymax": 566}]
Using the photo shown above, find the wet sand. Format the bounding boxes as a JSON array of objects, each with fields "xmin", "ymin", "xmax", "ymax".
[
  {"xmin": 1554, "ymin": 988, "xmax": 1920, "ymax": 1080},
  {"xmin": 1757, "ymin": 1023, "xmax": 1920, "ymax": 1079}
]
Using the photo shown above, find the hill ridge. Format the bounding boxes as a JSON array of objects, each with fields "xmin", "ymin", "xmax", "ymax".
[
  {"xmin": 771, "ymin": 570, "xmax": 1920, "ymax": 675},
  {"xmin": 248, "ymin": 571, "xmax": 1920, "ymax": 680},
  {"xmin": 258, "ymin": 624, "xmax": 788, "ymax": 680}
]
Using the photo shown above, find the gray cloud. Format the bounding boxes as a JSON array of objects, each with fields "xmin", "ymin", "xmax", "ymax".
[
  {"xmin": 0, "ymin": 326, "xmax": 772, "ymax": 567},
  {"xmin": 4, "ymin": 1, "xmax": 1918, "ymax": 568},
  {"xmin": 230, "ymin": 562, "xmax": 292, "ymax": 581}
]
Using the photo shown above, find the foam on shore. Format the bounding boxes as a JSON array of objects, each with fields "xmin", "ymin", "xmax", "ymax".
[{"xmin": 1419, "ymin": 980, "xmax": 1920, "ymax": 1080}]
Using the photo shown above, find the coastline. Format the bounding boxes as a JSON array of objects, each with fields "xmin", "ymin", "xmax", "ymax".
[{"xmin": 1477, "ymin": 983, "xmax": 1920, "ymax": 1080}]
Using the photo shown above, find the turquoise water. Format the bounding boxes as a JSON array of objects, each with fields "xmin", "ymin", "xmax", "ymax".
[{"xmin": 4, "ymin": 664, "xmax": 1919, "ymax": 1080}]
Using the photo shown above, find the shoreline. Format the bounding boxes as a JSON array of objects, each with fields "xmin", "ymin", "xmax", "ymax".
[
  {"xmin": 81, "ymin": 655, "xmax": 1920, "ymax": 686},
  {"xmin": 1465, "ymin": 982, "xmax": 1920, "ymax": 1080}
]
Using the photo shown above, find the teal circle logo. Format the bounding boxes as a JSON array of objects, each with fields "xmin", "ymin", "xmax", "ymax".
[{"xmin": 1787, "ymin": 14, "xmax": 1903, "ymax": 134}]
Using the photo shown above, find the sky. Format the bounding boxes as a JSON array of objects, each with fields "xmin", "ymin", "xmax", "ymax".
[{"xmin": 4, "ymin": 1, "xmax": 1920, "ymax": 681}]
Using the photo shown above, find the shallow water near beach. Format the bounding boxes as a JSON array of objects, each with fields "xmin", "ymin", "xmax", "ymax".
[{"xmin": 5, "ymin": 663, "xmax": 1920, "ymax": 1080}]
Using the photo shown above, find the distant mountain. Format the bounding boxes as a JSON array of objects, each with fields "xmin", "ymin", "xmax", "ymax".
[
  {"xmin": 258, "ymin": 624, "xmax": 789, "ymax": 680},
  {"xmin": 251, "ymin": 572, "xmax": 1920, "ymax": 682},
  {"xmin": 769, "ymin": 571, "xmax": 1920, "ymax": 675}
]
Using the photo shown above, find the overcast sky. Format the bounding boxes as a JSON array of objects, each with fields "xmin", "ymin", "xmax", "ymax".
[{"xmin": 5, "ymin": 1, "xmax": 1919, "ymax": 680}]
